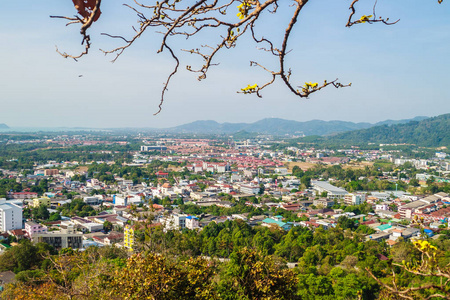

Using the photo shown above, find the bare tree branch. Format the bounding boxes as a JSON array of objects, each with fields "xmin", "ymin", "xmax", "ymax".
[{"xmin": 52, "ymin": 0, "xmax": 440, "ymax": 113}]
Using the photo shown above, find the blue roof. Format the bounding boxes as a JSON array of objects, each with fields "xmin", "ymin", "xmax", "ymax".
[
  {"xmin": 263, "ymin": 218, "xmax": 285, "ymax": 225},
  {"xmin": 377, "ymin": 224, "xmax": 392, "ymax": 231},
  {"xmin": 262, "ymin": 218, "xmax": 290, "ymax": 230},
  {"xmin": 424, "ymin": 229, "xmax": 434, "ymax": 237}
]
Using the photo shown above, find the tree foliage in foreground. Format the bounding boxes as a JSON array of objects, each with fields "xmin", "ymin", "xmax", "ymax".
[
  {"xmin": 3, "ymin": 247, "xmax": 297, "ymax": 300},
  {"xmin": 2, "ymin": 222, "xmax": 450, "ymax": 299}
]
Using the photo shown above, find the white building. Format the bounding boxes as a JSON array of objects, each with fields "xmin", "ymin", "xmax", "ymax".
[
  {"xmin": 141, "ymin": 145, "xmax": 167, "ymax": 151},
  {"xmin": 375, "ymin": 204, "xmax": 389, "ymax": 211},
  {"xmin": 113, "ymin": 195, "xmax": 142, "ymax": 206},
  {"xmin": 239, "ymin": 184, "xmax": 260, "ymax": 195},
  {"xmin": 82, "ymin": 222, "xmax": 104, "ymax": 232},
  {"xmin": 84, "ymin": 196, "xmax": 103, "ymax": 205},
  {"xmin": 185, "ymin": 216, "xmax": 200, "ymax": 229},
  {"xmin": 161, "ymin": 213, "xmax": 187, "ymax": 231},
  {"xmin": 32, "ymin": 227, "xmax": 83, "ymax": 249},
  {"xmin": 0, "ymin": 200, "xmax": 22, "ymax": 232},
  {"xmin": 275, "ymin": 167, "xmax": 289, "ymax": 175},
  {"xmin": 436, "ymin": 152, "xmax": 447, "ymax": 159},
  {"xmin": 311, "ymin": 181, "xmax": 347, "ymax": 200},
  {"xmin": 344, "ymin": 193, "xmax": 366, "ymax": 205},
  {"xmin": 216, "ymin": 165, "xmax": 227, "ymax": 173},
  {"xmin": 25, "ymin": 221, "xmax": 47, "ymax": 238}
]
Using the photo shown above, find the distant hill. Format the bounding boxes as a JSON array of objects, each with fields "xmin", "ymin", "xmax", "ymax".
[
  {"xmin": 171, "ymin": 120, "xmax": 247, "ymax": 134},
  {"xmin": 168, "ymin": 116, "xmax": 429, "ymax": 136},
  {"xmin": 0, "ymin": 124, "xmax": 9, "ymax": 130},
  {"xmin": 329, "ymin": 114, "xmax": 450, "ymax": 147},
  {"xmin": 372, "ymin": 116, "xmax": 428, "ymax": 126}
]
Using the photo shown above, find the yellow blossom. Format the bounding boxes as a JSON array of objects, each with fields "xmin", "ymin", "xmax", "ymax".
[
  {"xmin": 237, "ymin": 2, "xmax": 252, "ymax": 20},
  {"xmin": 241, "ymin": 83, "xmax": 258, "ymax": 93},
  {"xmin": 303, "ymin": 82, "xmax": 319, "ymax": 90},
  {"xmin": 359, "ymin": 15, "xmax": 373, "ymax": 23},
  {"xmin": 413, "ymin": 240, "xmax": 437, "ymax": 252}
]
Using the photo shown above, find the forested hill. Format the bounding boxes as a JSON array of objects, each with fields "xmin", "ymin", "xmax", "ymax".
[
  {"xmin": 168, "ymin": 116, "xmax": 427, "ymax": 136},
  {"xmin": 330, "ymin": 113, "xmax": 450, "ymax": 147}
]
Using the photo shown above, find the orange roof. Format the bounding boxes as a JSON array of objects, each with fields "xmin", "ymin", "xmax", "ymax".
[{"xmin": 387, "ymin": 240, "xmax": 397, "ymax": 246}]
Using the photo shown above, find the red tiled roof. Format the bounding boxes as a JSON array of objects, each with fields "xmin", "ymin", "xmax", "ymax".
[
  {"xmin": 9, "ymin": 229, "xmax": 25, "ymax": 236},
  {"xmin": 12, "ymin": 192, "xmax": 38, "ymax": 195}
]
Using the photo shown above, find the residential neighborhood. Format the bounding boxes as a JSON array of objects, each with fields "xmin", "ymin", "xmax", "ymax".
[{"xmin": 0, "ymin": 132, "xmax": 449, "ymax": 255}]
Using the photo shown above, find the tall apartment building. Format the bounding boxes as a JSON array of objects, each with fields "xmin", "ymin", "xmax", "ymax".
[{"xmin": 0, "ymin": 200, "xmax": 23, "ymax": 232}]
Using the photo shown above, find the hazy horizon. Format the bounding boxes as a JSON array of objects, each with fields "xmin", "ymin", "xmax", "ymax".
[{"xmin": 0, "ymin": 114, "xmax": 436, "ymax": 130}]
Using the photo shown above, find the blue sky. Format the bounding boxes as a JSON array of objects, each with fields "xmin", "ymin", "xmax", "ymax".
[{"xmin": 1, "ymin": 0, "xmax": 449, "ymax": 128}]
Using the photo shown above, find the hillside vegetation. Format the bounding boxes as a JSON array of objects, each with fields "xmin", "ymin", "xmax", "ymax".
[{"xmin": 329, "ymin": 114, "xmax": 450, "ymax": 147}]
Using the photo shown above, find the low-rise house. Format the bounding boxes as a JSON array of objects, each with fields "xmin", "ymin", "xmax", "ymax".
[
  {"xmin": 104, "ymin": 232, "xmax": 124, "ymax": 245},
  {"xmin": 375, "ymin": 210, "xmax": 398, "ymax": 219},
  {"xmin": 8, "ymin": 229, "xmax": 26, "ymax": 240},
  {"xmin": 231, "ymin": 214, "xmax": 248, "ymax": 221},
  {"xmin": 299, "ymin": 220, "xmax": 323, "ymax": 229},
  {"xmin": 375, "ymin": 204, "xmax": 389, "ymax": 211},
  {"xmin": 376, "ymin": 223, "xmax": 393, "ymax": 232},
  {"xmin": 399, "ymin": 196, "xmax": 440, "ymax": 218},
  {"xmin": 315, "ymin": 219, "xmax": 335, "ymax": 229},
  {"xmin": 366, "ymin": 231, "xmax": 390, "ymax": 242},
  {"xmin": 313, "ymin": 198, "xmax": 334, "ymax": 208},
  {"xmin": 261, "ymin": 215, "xmax": 291, "ymax": 230},
  {"xmin": 24, "ymin": 221, "xmax": 47, "ymax": 238},
  {"xmin": 155, "ymin": 171, "xmax": 169, "ymax": 178},
  {"xmin": 190, "ymin": 192, "xmax": 207, "ymax": 200},
  {"xmin": 82, "ymin": 222, "xmax": 104, "ymax": 232},
  {"xmin": 216, "ymin": 201, "xmax": 234, "ymax": 208},
  {"xmin": 8, "ymin": 192, "xmax": 38, "ymax": 200}
]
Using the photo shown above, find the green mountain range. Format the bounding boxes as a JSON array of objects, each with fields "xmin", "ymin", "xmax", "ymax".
[
  {"xmin": 168, "ymin": 116, "xmax": 427, "ymax": 136},
  {"xmin": 329, "ymin": 113, "xmax": 450, "ymax": 147}
]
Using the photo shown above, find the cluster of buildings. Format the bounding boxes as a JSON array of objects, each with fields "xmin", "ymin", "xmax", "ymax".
[
  {"xmin": 0, "ymin": 134, "xmax": 449, "ymax": 255},
  {"xmin": 1, "ymin": 166, "xmax": 449, "ymax": 252}
]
